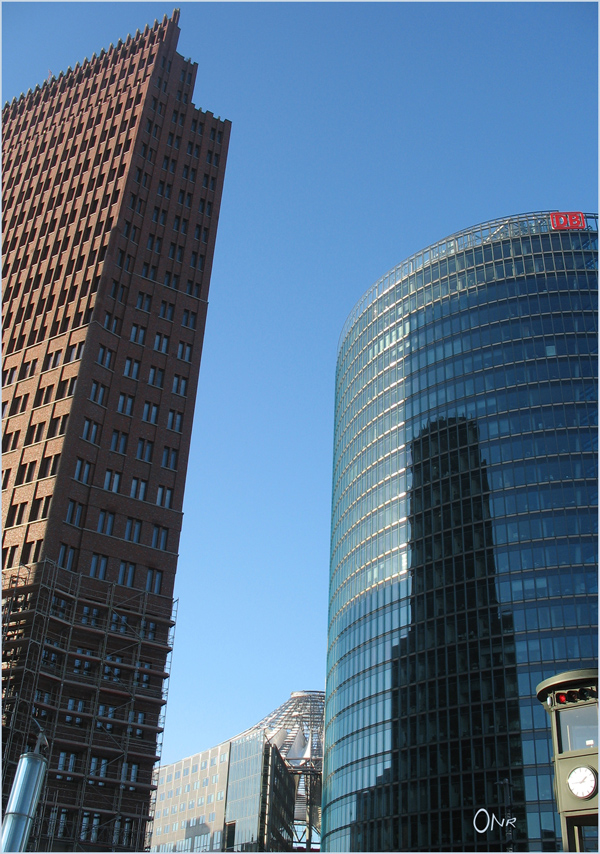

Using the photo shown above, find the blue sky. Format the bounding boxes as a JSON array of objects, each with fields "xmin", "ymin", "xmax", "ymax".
[{"xmin": 2, "ymin": 2, "xmax": 597, "ymax": 765}]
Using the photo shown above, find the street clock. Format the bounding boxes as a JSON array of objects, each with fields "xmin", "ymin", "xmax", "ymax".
[{"xmin": 566, "ymin": 766, "xmax": 597, "ymax": 800}]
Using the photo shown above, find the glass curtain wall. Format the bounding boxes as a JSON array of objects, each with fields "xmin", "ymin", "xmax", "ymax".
[
  {"xmin": 323, "ymin": 212, "xmax": 598, "ymax": 852},
  {"xmin": 224, "ymin": 734, "xmax": 295, "ymax": 851}
]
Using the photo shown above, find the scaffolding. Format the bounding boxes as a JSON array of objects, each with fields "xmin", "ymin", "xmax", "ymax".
[{"xmin": 2, "ymin": 558, "xmax": 177, "ymax": 852}]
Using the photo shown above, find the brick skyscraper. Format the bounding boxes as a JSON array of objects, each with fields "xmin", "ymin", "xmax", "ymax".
[{"xmin": 2, "ymin": 10, "xmax": 230, "ymax": 851}]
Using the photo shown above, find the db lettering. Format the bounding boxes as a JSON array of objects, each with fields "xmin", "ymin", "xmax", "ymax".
[
  {"xmin": 550, "ymin": 212, "xmax": 585, "ymax": 230},
  {"xmin": 473, "ymin": 808, "xmax": 517, "ymax": 834}
]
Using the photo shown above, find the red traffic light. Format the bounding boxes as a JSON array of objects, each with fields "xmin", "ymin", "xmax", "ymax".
[{"xmin": 553, "ymin": 687, "xmax": 597, "ymax": 706}]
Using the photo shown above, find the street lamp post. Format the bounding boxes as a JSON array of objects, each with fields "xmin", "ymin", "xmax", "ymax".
[{"xmin": 1, "ymin": 724, "xmax": 49, "ymax": 853}]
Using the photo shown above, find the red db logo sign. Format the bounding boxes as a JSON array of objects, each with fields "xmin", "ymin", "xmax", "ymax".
[{"xmin": 550, "ymin": 211, "xmax": 586, "ymax": 230}]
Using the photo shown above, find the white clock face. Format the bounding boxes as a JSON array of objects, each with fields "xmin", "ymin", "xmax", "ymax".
[{"xmin": 567, "ymin": 766, "xmax": 597, "ymax": 799}]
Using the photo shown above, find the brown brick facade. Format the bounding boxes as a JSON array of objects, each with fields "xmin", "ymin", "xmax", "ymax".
[{"xmin": 2, "ymin": 10, "xmax": 230, "ymax": 850}]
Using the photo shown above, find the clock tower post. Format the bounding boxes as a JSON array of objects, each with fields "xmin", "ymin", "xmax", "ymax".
[{"xmin": 536, "ymin": 669, "xmax": 598, "ymax": 852}]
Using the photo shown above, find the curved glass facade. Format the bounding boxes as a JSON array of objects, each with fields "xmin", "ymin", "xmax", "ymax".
[{"xmin": 323, "ymin": 212, "xmax": 598, "ymax": 852}]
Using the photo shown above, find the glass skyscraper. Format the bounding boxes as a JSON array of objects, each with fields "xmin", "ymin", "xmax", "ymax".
[{"xmin": 323, "ymin": 212, "xmax": 598, "ymax": 852}]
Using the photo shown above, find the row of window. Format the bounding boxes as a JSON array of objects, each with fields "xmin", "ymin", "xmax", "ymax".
[
  {"xmin": 2, "ymin": 341, "xmax": 84, "ymax": 388},
  {"xmin": 336, "ymin": 320, "xmax": 596, "ymax": 454},
  {"xmin": 159, "ymin": 754, "xmax": 227, "ymax": 785},
  {"xmin": 4, "ymin": 413, "xmax": 68, "ymax": 455},
  {"xmin": 99, "ymin": 315, "xmax": 194, "ymax": 362},
  {"xmin": 89, "ymin": 553, "xmax": 164, "ymax": 593},
  {"xmin": 337, "ymin": 267, "xmax": 596, "ymax": 389},
  {"xmin": 158, "ymin": 791, "xmax": 224, "ymax": 815},
  {"xmin": 46, "ymin": 806, "xmax": 137, "ymax": 845},
  {"xmin": 6, "ymin": 374, "xmax": 76, "ymax": 417},
  {"xmin": 153, "ymin": 827, "xmax": 221, "ymax": 849},
  {"xmin": 62, "ymin": 509, "xmax": 170, "ymax": 559},
  {"xmin": 41, "ymin": 645, "xmax": 158, "ymax": 693},
  {"xmin": 65, "ymin": 495, "xmax": 173, "ymax": 532}
]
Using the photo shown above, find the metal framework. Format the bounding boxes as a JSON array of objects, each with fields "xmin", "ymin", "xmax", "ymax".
[{"xmin": 2, "ymin": 558, "xmax": 176, "ymax": 851}]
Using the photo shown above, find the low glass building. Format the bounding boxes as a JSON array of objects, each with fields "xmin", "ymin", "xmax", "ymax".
[{"xmin": 322, "ymin": 212, "xmax": 598, "ymax": 852}]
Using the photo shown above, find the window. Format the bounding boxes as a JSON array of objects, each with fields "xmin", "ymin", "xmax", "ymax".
[
  {"xmin": 124, "ymin": 357, "xmax": 140, "ymax": 379},
  {"xmin": 58, "ymin": 544, "xmax": 77, "ymax": 571},
  {"xmin": 136, "ymin": 291, "xmax": 152, "ymax": 311},
  {"xmin": 97, "ymin": 510, "xmax": 115, "ymax": 535},
  {"xmin": 118, "ymin": 393, "xmax": 134, "ymax": 415},
  {"xmin": 104, "ymin": 655, "xmax": 122, "ymax": 682},
  {"xmin": 90, "ymin": 381, "xmax": 107, "ymax": 405},
  {"xmin": 196, "ymin": 832, "xmax": 210, "ymax": 851},
  {"xmin": 182, "ymin": 310, "xmax": 197, "ymax": 329},
  {"xmin": 130, "ymin": 477, "xmax": 148, "ymax": 500},
  {"xmin": 97, "ymin": 345, "xmax": 113, "ymax": 368},
  {"xmin": 80, "ymin": 605, "xmax": 99, "ymax": 627},
  {"xmin": 118, "ymin": 561, "xmax": 135, "ymax": 587},
  {"xmin": 74, "ymin": 458, "xmax": 91, "ymax": 484},
  {"xmin": 110, "ymin": 280, "xmax": 127, "ymax": 302},
  {"xmin": 187, "ymin": 279, "xmax": 200, "ymax": 298},
  {"xmin": 82, "ymin": 419, "xmax": 100, "ymax": 443},
  {"xmin": 137, "ymin": 439, "xmax": 154, "ymax": 463},
  {"xmin": 172, "ymin": 375, "xmax": 188, "ymax": 396},
  {"xmin": 57, "ymin": 750, "xmax": 77, "ymax": 778},
  {"xmin": 124, "ymin": 518, "xmax": 142, "ymax": 543},
  {"xmin": 177, "ymin": 341, "xmax": 192, "ymax": 362},
  {"xmin": 167, "ymin": 410, "xmax": 183, "ymax": 432},
  {"xmin": 111, "ymin": 430, "xmax": 128, "ymax": 454},
  {"xmin": 104, "ymin": 312, "xmax": 120, "ymax": 334},
  {"xmin": 149, "ymin": 366, "xmax": 164, "ymax": 387},
  {"xmin": 141, "ymin": 619, "xmax": 157, "ymax": 642},
  {"xmin": 156, "ymin": 485, "xmax": 173, "ymax": 508},
  {"xmin": 152, "ymin": 526, "xmax": 169, "ymax": 550},
  {"xmin": 162, "ymin": 447, "xmax": 178, "ymax": 469},
  {"xmin": 97, "ymin": 704, "xmax": 115, "ymax": 730},
  {"xmin": 160, "ymin": 300, "xmax": 175, "ymax": 320},
  {"xmin": 154, "ymin": 333, "xmax": 169, "ymax": 353},
  {"xmin": 130, "ymin": 324, "xmax": 146, "ymax": 345},
  {"xmin": 89, "ymin": 756, "xmax": 108, "ymax": 781},
  {"xmin": 104, "ymin": 470, "xmax": 121, "ymax": 492},
  {"xmin": 141, "ymin": 402, "xmax": 158, "ymax": 424},
  {"xmin": 66, "ymin": 697, "xmax": 85, "ymax": 726},
  {"xmin": 66, "ymin": 500, "xmax": 85, "ymax": 527},
  {"xmin": 146, "ymin": 568, "xmax": 163, "ymax": 595}
]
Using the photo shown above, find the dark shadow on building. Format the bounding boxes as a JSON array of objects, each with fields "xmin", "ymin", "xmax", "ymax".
[{"xmin": 349, "ymin": 417, "xmax": 528, "ymax": 851}]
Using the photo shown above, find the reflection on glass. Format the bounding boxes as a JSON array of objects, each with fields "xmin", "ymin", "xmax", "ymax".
[
  {"xmin": 558, "ymin": 704, "xmax": 598, "ymax": 753},
  {"xmin": 349, "ymin": 417, "xmax": 524, "ymax": 851}
]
